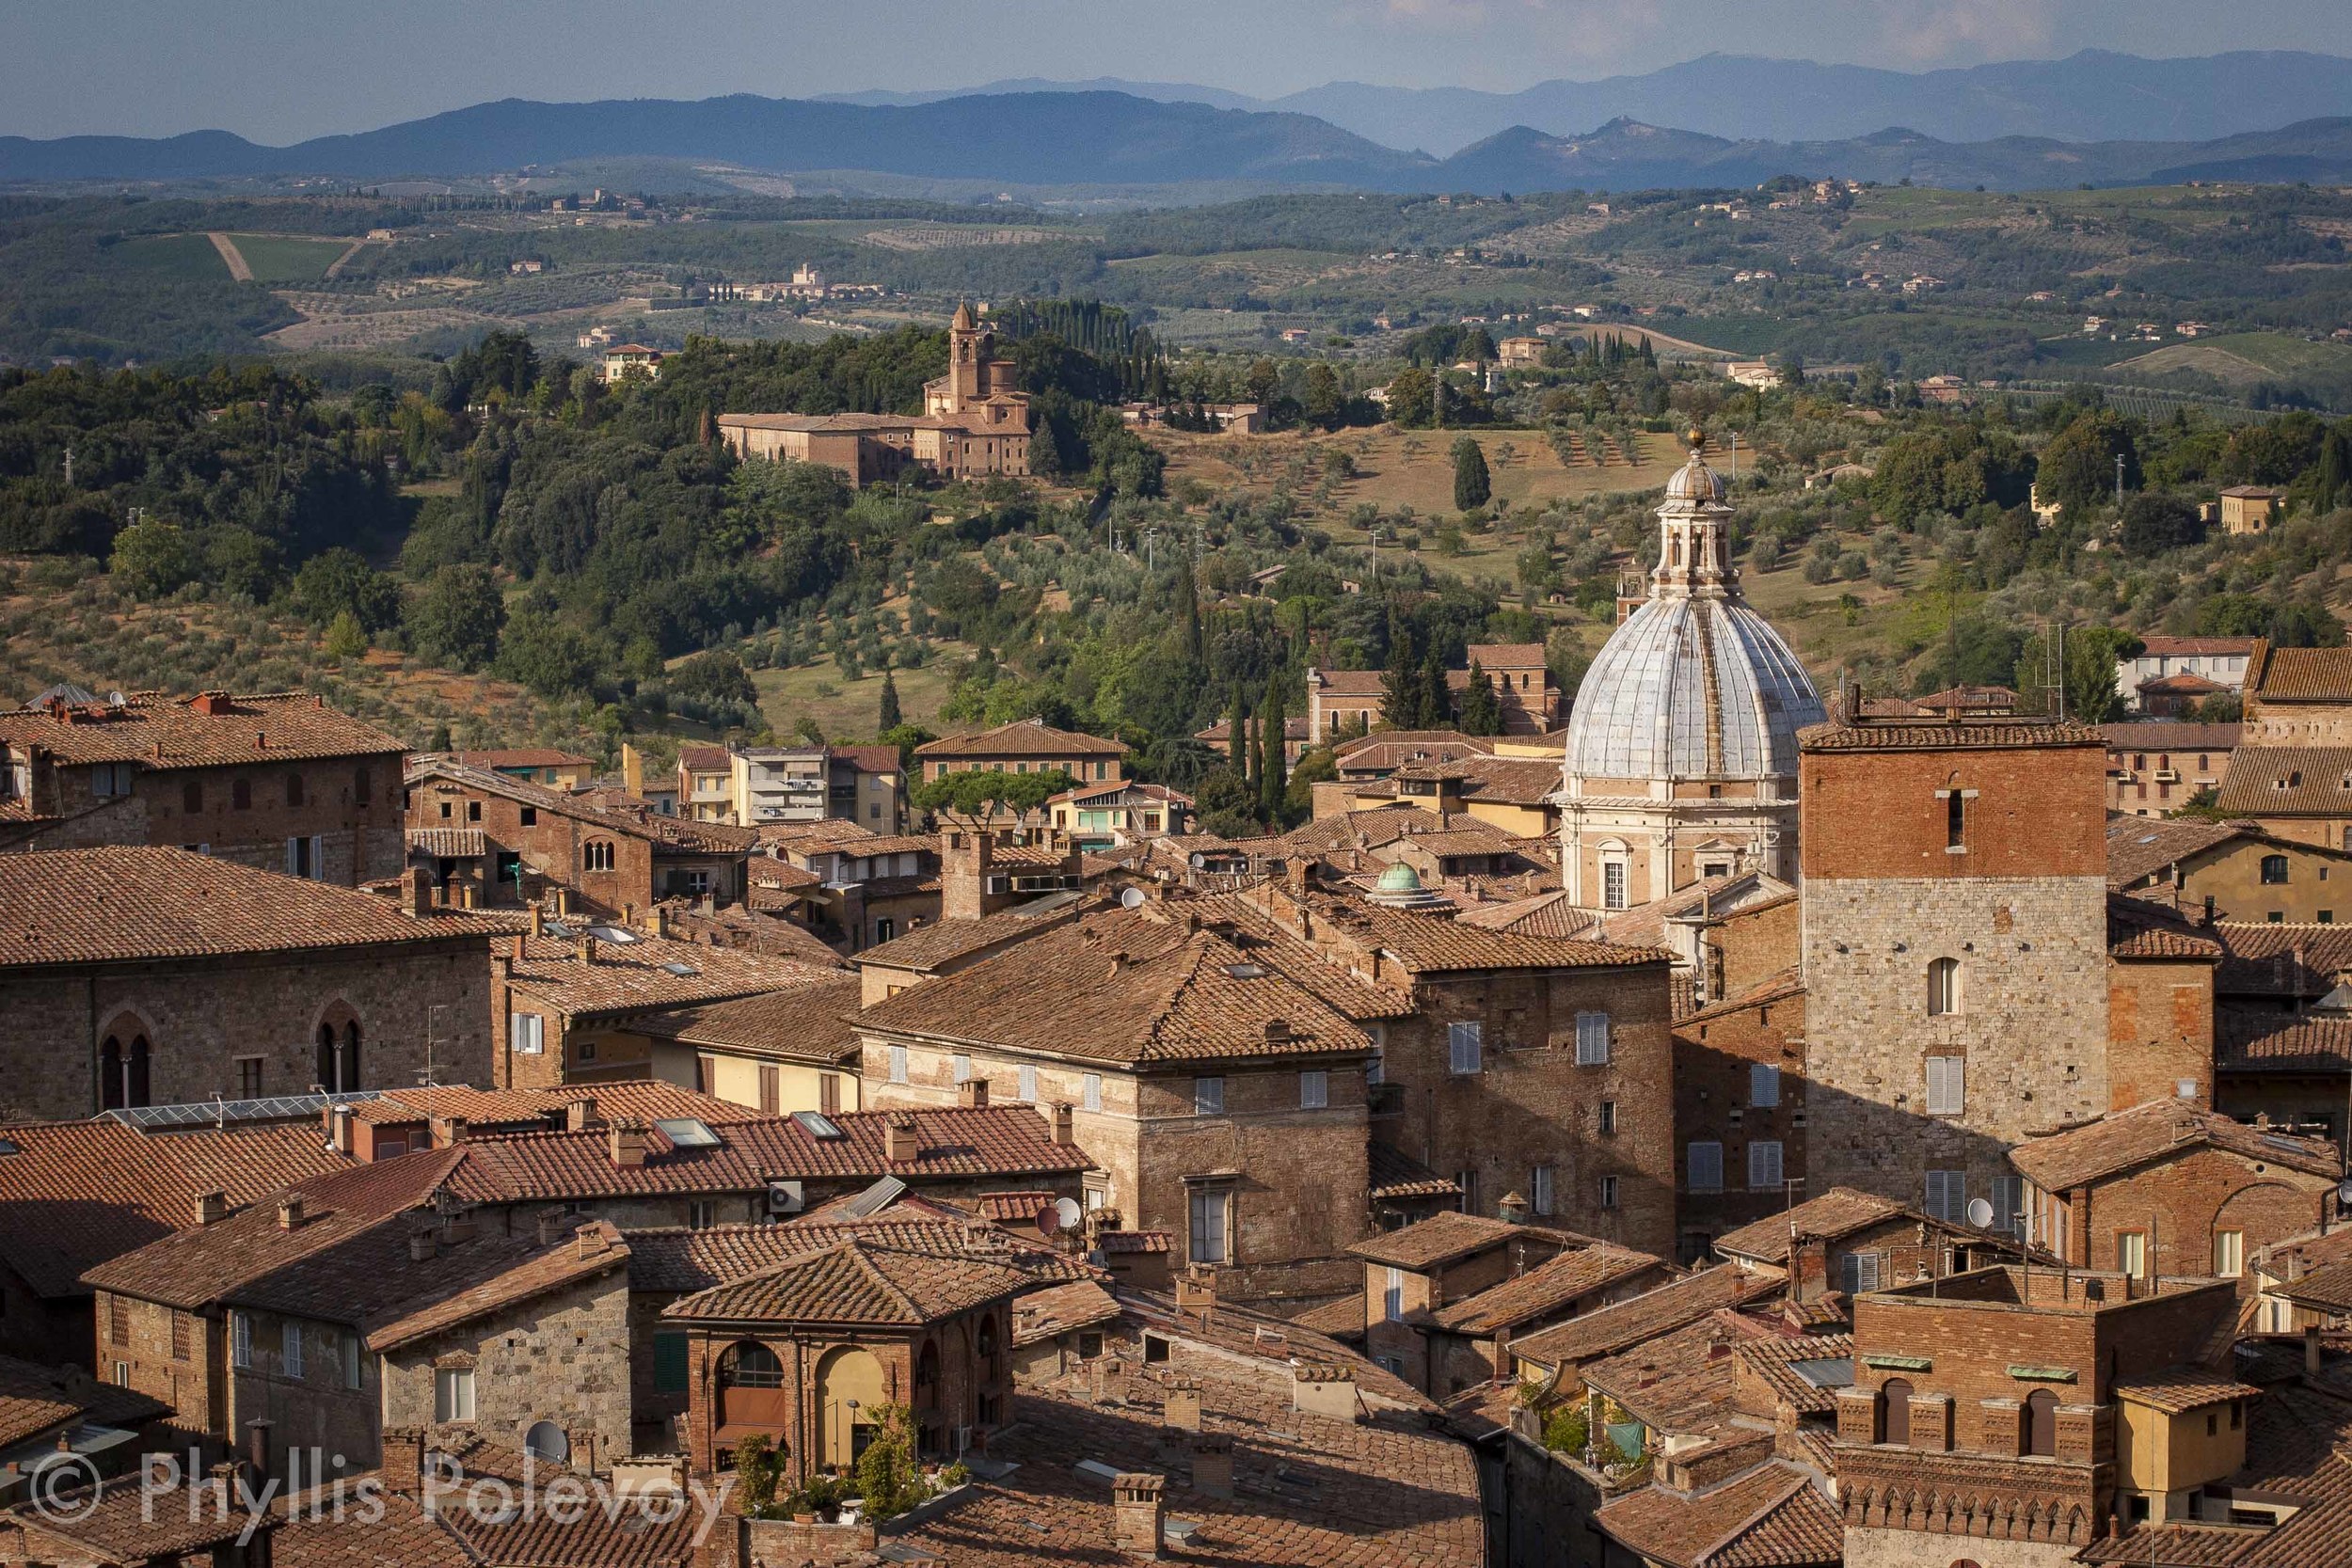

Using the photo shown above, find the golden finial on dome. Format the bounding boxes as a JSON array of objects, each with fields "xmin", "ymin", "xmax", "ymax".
[{"xmin": 1686, "ymin": 428, "xmax": 1706, "ymax": 452}]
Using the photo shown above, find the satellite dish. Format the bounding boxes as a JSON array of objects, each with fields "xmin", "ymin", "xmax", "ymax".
[
  {"xmin": 1036, "ymin": 1202, "xmax": 1060, "ymax": 1237},
  {"xmin": 2337, "ymin": 1177, "xmax": 2352, "ymax": 1206},
  {"xmin": 1119, "ymin": 886, "xmax": 1147, "ymax": 911},
  {"xmin": 1054, "ymin": 1197, "xmax": 1084, "ymax": 1233},
  {"xmin": 1964, "ymin": 1197, "xmax": 1995, "ymax": 1230}
]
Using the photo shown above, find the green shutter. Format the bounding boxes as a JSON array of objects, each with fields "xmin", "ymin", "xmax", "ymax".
[{"xmin": 654, "ymin": 1333, "xmax": 689, "ymax": 1395}]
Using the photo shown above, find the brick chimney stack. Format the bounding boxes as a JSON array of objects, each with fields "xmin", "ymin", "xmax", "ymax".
[
  {"xmin": 1048, "ymin": 1101, "xmax": 1075, "ymax": 1146},
  {"xmin": 1110, "ymin": 1474, "xmax": 1166, "ymax": 1560},
  {"xmin": 609, "ymin": 1119, "xmax": 649, "ymax": 1169},
  {"xmin": 883, "ymin": 1113, "xmax": 920, "ymax": 1164},
  {"xmin": 399, "ymin": 866, "xmax": 435, "ymax": 917},
  {"xmin": 565, "ymin": 1096, "xmax": 601, "ymax": 1132},
  {"xmin": 960, "ymin": 1079, "xmax": 991, "ymax": 1109},
  {"xmin": 379, "ymin": 1429, "xmax": 425, "ymax": 1497},
  {"xmin": 195, "ymin": 1190, "xmax": 229, "ymax": 1226},
  {"xmin": 1187, "ymin": 1433, "xmax": 1233, "ymax": 1500},
  {"xmin": 277, "ymin": 1196, "xmax": 306, "ymax": 1231}
]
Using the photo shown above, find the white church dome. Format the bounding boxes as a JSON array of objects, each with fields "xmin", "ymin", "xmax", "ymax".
[{"xmin": 1565, "ymin": 597, "xmax": 1823, "ymax": 781}]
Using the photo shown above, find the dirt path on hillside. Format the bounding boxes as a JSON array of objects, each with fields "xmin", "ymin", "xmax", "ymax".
[
  {"xmin": 323, "ymin": 240, "xmax": 369, "ymax": 278},
  {"xmin": 206, "ymin": 232, "xmax": 253, "ymax": 282}
]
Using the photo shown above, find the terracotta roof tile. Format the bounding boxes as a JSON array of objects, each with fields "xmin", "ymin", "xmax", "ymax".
[
  {"xmin": 1325, "ymin": 902, "xmax": 1673, "ymax": 974},
  {"xmin": 624, "ymin": 1212, "xmax": 1090, "ymax": 1296},
  {"xmin": 406, "ymin": 759, "xmax": 758, "ymax": 852},
  {"xmin": 2213, "ymin": 923, "xmax": 2352, "ymax": 997},
  {"xmin": 1598, "ymin": 1466, "xmax": 1839, "ymax": 1568},
  {"xmin": 625, "ymin": 973, "xmax": 862, "ymax": 1063},
  {"xmin": 1712, "ymin": 1188, "xmax": 1915, "ymax": 1264},
  {"xmin": 2111, "ymin": 1366, "xmax": 2267, "ymax": 1414},
  {"xmin": 2106, "ymin": 817, "xmax": 2257, "ymax": 889},
  {"xmin": 2100, "ymin": 720, "xmax": 2243, "ymax": 750},
  {"xmin": 0, "ymin": 689, "xmax": 405, "ymax": 768},
  {"xmin": 660, "ymin": 1236, "xmax": 1035, "ymax": 1324},
  {"xmin": 1798, "ymin": 716, "xmax": 2106, "ymax": 752},
  {"xmin": 1732, "ymin": 1333, "xmax": 1854, "ymax": 1417},
  {"xmin": 1454, "ymin": 888, "xmax": 1600, "ymax": 938},
  {"xmin": 1426, "ymin": 1244, "xmax": 1667, "ymax": 1335},
  {"xmin": 0, "ymin": 1118, "xmax": 348, "ymax": 1297},
  {"xmin": 0, "ymin": 1354, "xmax": 169, "ymax": 1449},
  {"xmin": 355, "ymin": 1224, "xmax": 628, "ymax": 1352},
  {"xmin": 0, "ymin": 847, "xmax": 488, "ymax": 968},
  {"xmin": 8, "ymin": 1474, "xmax": 259, "ymax": 1562},
  {"xmin": 452, "ymin": 748, "xmax": 594, "ymax": 770},
  {"xmin": 1368, "ymin": 1141, "xmax": 1462, "ymax": 1202},
  {"xmin": 914, "ymin": 718, "xmax": 1125, "ymax": 759},
  {"xmin": 1347, "ymin": 1210, "xmax": 1586, "ymax": 1271},
  {"xmin": 2253, "ymin": 643, "xmax": 2352, "ymax": 702},
  {"xmin": 859, "ymin": 909, "xmax": 1375, "ymax": 1065},
  {"xmin": 1581, "ymin": 1310, "xmax": 1780, "ymax": 1435},
  {"xmin": 2219, "ymin": 1011, "xmax": 2352, "ymax": 1074},
  {"xmin": 1511, "ymin": 1268, "xmax": 1783, "ymax": 1372},
  {"xmin": 503, "ymin": 927, "xmax": 838, "ymax": 1019},
  {"xmin": 2216, "ymin": 745, "xmax": 2352, "ymax": 816},
  {"xmin": 1010, "ymin": 1279, "xmax": 1122, "ymax": 1345},
  {"xmin": 2010, "ymin": 1099, "xmax": 2341, "ymax": 1192},
  {"xmin": 2108, "ymin": 895, "xmax": 2228, "ymax": 959},
  {"xmin": 855, "ymin": 907, "xmax": 1075, "ymax": 972}
]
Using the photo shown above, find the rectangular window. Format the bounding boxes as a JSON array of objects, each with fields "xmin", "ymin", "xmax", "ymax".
[
  {"xmin": 694, "ymin": 1055, "xmax": 715, "ymax": 1096},
  {"xmin": 1990, "ymin": 1175, "xmax": 2025, "ymax": 1236},
  {"xmin": 1299, "ymin": 1069, "xmax": 1328, "ymax": 1110},
  {"xmin": 1926, "ymin": 1056, "xmax": 1965, "ymax": 1117},
  {"xmin": 1448, "ymin": 1021, "xmax": 1483, "ymax": 1075},
  {"xmin": 1083, "ymin": 1071, "xmax": 1104, "ymax": 1113},
  {"xmin": 757, "ymin": 1065, "xmax": 780, "ymax": 1116},
  {"xmin": 1575, "ymin": 1012, "xmax": 1612, "ymax": 1066},
  {"xmin": 888, "ymin": 1044, "xmax": 909, "ymax": 1085},
  {"xmin": 434, "ymin": 1367, "xmax": 476, "ymax": 1423},
  {"xmin": 1747, "ymin": 1140, "xmax": 1784, "ymax": 1191},
  {"xmin": 1364, "ymin": 1042, "xmax": 1383, "ymax": 1086},
  {"xmin": 952, "ymin": 1053, "xmax": 972, "ymax": 1085},
  {"xmin": 653, "ymin": 1333, "xmax": 689, "ymax": 1395},
  {"xmin": 2216, "ymin": 1229, "xmax": 2244, "ymax": 1278},
  {"xmin": 1193, "ymin": 1077, "xmax": 1225, "ymax": 1116},
  {"xmin": 819, "ymin": 1072, "xmax": 841, "ymax": 1117},
  {"xmin": 1843, "ymin": 1251, "xmax": 1883, "ymax": 1294},
  {"xmin": 1531, "ymin": 1164, "xmax": 1555, "ymax": 1216},
  {"xmin": 108, "ymin": 1295, "xmax": 129, "ymax": 1345},
  {"xmin": 1017, "ymin": 1064, "xmax": 1038, "ymax": 1103},
  {"xmin": 1455, "ymin": 1169, "xmax": 1478, "ymax": 1215},
  {"xmin": 1597, "ymin": 1175, "xmax": 1619, "ymax": 1211},
  {"xmin": 1688, "ymin": 1141, "xmax": 1724, "ymax": 1192},
  {"xmin": 284, "ymin": 1323, "xmax": 304, "ymax": 1380},
  {"xmin": 1383, "ymin": 1267, "xmax": 1405, "ymax": 1323},
  {"xmin": 1750, "ymin": 1063, "xmax": 1780, "ymax": 1107},
  {"xmin": 2118, "ymin": 1230, "xmax": 2148, "ymax": 1278},
  {"xmin": 510, "ymin": 1013, "xmax": 544, "ymax": 1055},
  {"xmin": 1924, "ymin": 1170, "xmax": 1966, "ymax": 1223},
  {"xmin": 1602, "ymin": 862, "xmax": 1628, "ymax": 911},
  {"xmin": 235, "ymin": 1056, "xmax": 264, "ymax": 1098},
  {"xmin": 1598, "ymin": 1100, "xmax": 1617, "ymax": 1136},
  {"xmin": 1946, "ymin": 789, "xmax": 1965, "ymax": 848},
  {"xmin": 1187, "ymin": 1189, "xmax": 1230, "ymax": 1263},
  {"xmin": 342, "ymin": 1333, "xmax": 362, "ymax": 1391},
  {"xmin": 232, "ymin": 1312, "xmax": 252, "ymax": 1369},
  {"xmin": 688, "ymin": 1199, "xmax": 718, "ymax": 1230}
]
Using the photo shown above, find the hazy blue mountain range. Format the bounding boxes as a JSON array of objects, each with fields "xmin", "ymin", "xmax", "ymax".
[
  {"xmin": 816, "ymin": 51, "xmax": 2352, "ymax": 156},
  {"xmin": 13, "ymin": 83, "xmax": 2352, "ymax": 194}
]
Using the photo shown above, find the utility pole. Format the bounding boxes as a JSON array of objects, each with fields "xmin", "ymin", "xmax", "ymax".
[{"xmin": 2114, "ymin": 453, "xmax": 2125, "ymax": 509}]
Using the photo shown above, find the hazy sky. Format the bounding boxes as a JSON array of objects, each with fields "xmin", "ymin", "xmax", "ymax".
[{"xmin": 10, "ymin": 0, "xmax": 2352, "ymax": 142}]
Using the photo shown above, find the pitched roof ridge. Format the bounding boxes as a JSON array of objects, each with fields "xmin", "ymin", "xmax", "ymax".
[{"xmin": 1694, "ymin": 1470, "xmax": 1824, "ymax": 1567}]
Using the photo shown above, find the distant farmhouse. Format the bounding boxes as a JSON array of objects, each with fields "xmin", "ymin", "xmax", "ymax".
[{"xmin": 717, "ymin": 303, "xmax": 1031, "ymax": 487}]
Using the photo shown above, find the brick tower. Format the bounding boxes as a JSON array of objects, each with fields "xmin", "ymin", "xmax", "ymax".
[{"xmin": 1799, "ymin": 702, "xmax": 2111, "ymax": 1221}]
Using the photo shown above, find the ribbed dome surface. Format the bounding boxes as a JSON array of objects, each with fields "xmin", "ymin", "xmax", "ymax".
[
  {"xmin": 1565, "ymin": 596, "xmax": 1824, "ymax": 782},
  {"xmin": 1661, "ymin": 455, "xmax": 1727, "ymax": 502}
]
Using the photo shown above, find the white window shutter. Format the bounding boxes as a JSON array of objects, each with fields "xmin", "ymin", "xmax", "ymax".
[{"xmin": 284, "ymin": 838, "xmax": 298, "ymax": 876}]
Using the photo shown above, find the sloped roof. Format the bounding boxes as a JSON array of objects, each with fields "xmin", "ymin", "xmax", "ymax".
[
  {"xmin": 1368, "ymin": 1141, "xmax": 1462, "ymax": 1202},
  {"xmin": 2215, "ymin": 746, "xmax": 2352, "ymax": 816},
  {"xmin": 624, "ymin": 1210, "xmax": 1090, "ymax": 1296},
  {"xmin": 1799, "ymin": 715, "xmax": 2105, "ymax": 752},
  {"xmin": 0, "ymin": 847, "xmax": 486, "ymax": 969},
  {"xmin": 1330, "ymin": 903, "xmax": 1672, "ymax": 974},
  {"xmin": 858, "ymin": 909, "xmax": 1375, "ymax": 1065},
  {"xmin": 503, "ymin": 928, "xmax": 839, "ymax": 1020},
  {"xmin": 627, "ymin": 973, "xmax": 862, "ymax": 1064},
  {"xmin": 2217, "ymin": 1008, "xmax": 2352, "ymax": 1071},
  {"xmin": 0, "ymin": 689, "xmax": 405, "ymax": 768},
  {"xmin": 1454, "ymin": 888, "xmax": 1601, "ymax": 939},
  {"xmin": 1597, "ymin": 1465, "xmax": 1841, "ymax": 1568},
  {"xmin": 1426, "ymin": 1244, "xmax": 1666, "ymax": 1336},
  {"xmin": 1733, "ymin": 1332, "xmax": 1855, "ymax": 1417},
  {"xmin": 2111, "ymin": 1366, "xmax": 2266, "ymax": 1414},
  {"xmin": 2010, "ymin": 1099, "xmax": 2340, "ymax": 1193},
  {"xmin": 2212, "ymin": 922, "xmax": 2352, "ymax": 997},
  {"xmin": 2106, "ymin": 817, "xmax": 2254, "ymax": 889},
  {"xmin": 660, "ymin": 1237, "xmax": 1033, "ymax": 1325},
  {"xmin": 1347, "ymin": 1210, "xmax": 1584, "ymax": 1272},
  {"xmin": 0, "ymin": 1118, "xmax": 349, "ymax": 1298},
  {"xmin": 2108, "ymin": 895, "xmax": 2227, "ymax": 960},
  {"xmin": 914, "ymin": 717, "xmax": 1125, "ymax": 758},
  {"xmin": 405, "ymin": 758, "xmax": 758, "ymax": 852},
  {"xmin": 855, "ymin": 908, "xmax": 1073, "ymax": 972},
  {"xmin": 1712, "ymin": 1188, "xmax": 1914, "ymax": 1264},
  {"xmin": 1510, "ymin": 1268, "xmax": 1785, "ymax": 1371},
  {"xmin": 2251, "ymin": 643, "xmax": 2352, "ymax": 702},
  {"xmin": 0, "ymin": 1354, "xmax": 169, "ymax": 1449}
]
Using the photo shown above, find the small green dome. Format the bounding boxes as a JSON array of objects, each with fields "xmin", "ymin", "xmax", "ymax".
[{"xmin": 1375, "ymin": 862, "xmax": 1424, "ymax": 893}]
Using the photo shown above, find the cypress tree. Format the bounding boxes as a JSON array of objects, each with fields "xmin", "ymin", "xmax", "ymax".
[
  {"xmin": 1176, "ymin": 563, "xmax": 1204, "ymax": 668},
  {"xmin": 878, "ymin": 670, "xmax": 902, "ymax": 733},
  {"xmin": 1418, "ymin": 646, "xmax": 1453, "ymax": 730},
  {"xmin": 1460, "ymin": 660, "xmax": 1502, "ymax": 736},
  {"xmin": 1227, "ymin": 679, "xmax": 1249, "ymax": 775},
  {"xmin": 1381, "ymin": 619, "xmax": 1422, "ymax": 729},
  {"xmin": 1261, "ymin": 678, "xmax": 1288, "ymax": 823}
]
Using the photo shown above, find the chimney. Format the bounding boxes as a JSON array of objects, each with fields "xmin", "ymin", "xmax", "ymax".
[
  {"xmin": 609, "ymin": 1119, "xmax": 649, "ymax": 1169},
  {"xmin": 1187, "ymin": 1433, "xmax": 1233, "ymax": 1501},
  {"xmin": 191, "ymin": 691, "xmax": 232, "ymax": 717},
  {"xmin": 509, "ymin": 932, "xmax": 526, "ymax": 962},
  {"xmin": 960, "ymin": 1079, "xmax": 991, "ymax": 1109},
  {"xmin": 1174, "ymin": 1262, "xmax": 1217, "ymax": 1323},
  {"xmin": 399, "ymin": 867, "xmax": 434, "ymax": 917},
  {"xmin": 1791, "ymin": 1235, "xmax": 1831, "ymax": 1304},
  {"xmin": 576, "ymin": 934, "xmax": 596, "ymax": 965},
  {"xmin": 408, "ymin": 1228, "xmax": 437, "ymax": 1262},
  {"xmin": 1498, "ymin": 1190, "xmax": 1529, "ymax": 1226},
  {"xmin": 2308, "ymin": 1323, "xmax": 2325, "ymax": 1377},
  {"xmin": 379, "ymin": 1429, "xmax": 425, "ymax": 1497},
  {"xmin": 433, "ymin": 1115, "xmax": 469, "ymax": 1147},
  {"xmin": 577, "ymin": 1224, "xmax": 610, "ymax": 1259},
  {"xmin": 530, "ymin": 903, "xmax": 547, "ymax": 938},
  {"xmin": 277, "ymin": 1196, "xmax": 305, "ymax": 1231},
  {"xmin": 1291, "ymin": 1363, "xmax": 1360, "ymax": 1421},
  {"xmin": 1162, "ymin": 1381, "xmax": 1201, "ymax": 1433},
  {"xmin": 1111, "ymin": 1474, "xmax": 1167, "ymax": 1560},
  {"xmin": 195, "ymin": 1190, "xmax": 229, "ymax": 1226},
  {"xmin": 565, "ymin": 1096, "xmax": 601, "ymax": 1132},
  {"xmin": 1048, "ymin": 1101, "xmax": 1075, "ymax": 1146},
  {"xmin": 1263, "ymin": 1018, "xmax": 1292, "ymax": 1046},
  {"xmin": 1090, "ymin": 1355, "xmax": 1129, "ymax": 1406},
  {"xmin": 536, "ymin": 1209, "xmax": 566, "ymax": 1246},
  {"xmin": 884, "ymin": 1113, "xmax": 920, "ymax": 1164},
  {"xmin": 328, "ymin": 1105, "xmax": 355, "ymax": 1157},
  {"xmin": 245, "ymin": 1418, "xmax": 273, "ymax": 1477}
]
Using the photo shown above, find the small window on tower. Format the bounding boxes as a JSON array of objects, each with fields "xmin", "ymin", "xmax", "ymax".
[{"xmin": 1946, "ymin": 790, "xmax": 1965, "ymax": 848}]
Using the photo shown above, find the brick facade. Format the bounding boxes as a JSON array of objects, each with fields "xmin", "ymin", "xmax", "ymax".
[
  {"xmin": 1802, "ymin": 727, "xmax": 2112, "ymax": 1214},
  {"xmin": 92, "ymin": 1291, "xmax": 224, "ymax": 1451},
  {"xmin": 1673, "ymin": 982, "xmax": 1806, "ymax": 1256},
  {"xmin": 2107, "ymin": 956, "xmax": 2217, "ymax": 1112}
]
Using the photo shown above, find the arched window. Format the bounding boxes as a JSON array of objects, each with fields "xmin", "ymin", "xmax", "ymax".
[
  {"xmin": 315, "ymin": 1021, "xmax": 362, "ymax": 1094},
  {"xmin": 914, "ymin": 1340, "xmax": 941, "ymax": 1409},
  {"xmin": 342, "ymin": 1022, "xmax": 360, "ymax": 1092},
  {"xmin": 2025, "ymin": 1388, "xmax": 2058, "ymax": 1457},
  {"xmin": 100, "ymin": 1030, "xmax": 152, "ymax": 1110},
  {"xmin": 583, "ymin": 841, "xmax": 615, "ymax": 873},
  {"xmin": 316, "ymin": 1024, "xmax": 336, "ymax": 1092},
  {"xmin": 1927, "ymin": 958, "xmax": 1961, "ymax": 1017},
  {"xmin": 1880, "ymin": 1378, "xmax": 1913, "ymax": 1447},
  {"xmin": 125, "ymin": 1037, "xmax": 151, "ymax": 1109},
  {"xmin": 720, "ymin": 1342, "xmax": 785, "ymax": 1388},
  {"xmin": 523, "ymin": 1422, "xmax": 568, "ymax": 1464},
  {"xmin": 101, "ymin": 1037, "xmax": 123, "ymax": 1113}
]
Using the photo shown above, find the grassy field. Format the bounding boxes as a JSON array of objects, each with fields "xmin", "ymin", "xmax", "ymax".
[
  {"xmin": 751, "ymin": 646, "xmax": 971, "ymax": 742},
  {"xmin": 107, "ymin": 232, "xmax": 230, "ymax": 278},
  {"xmin": 229, "ymin": 235, "xmax": 354, "ymax": 284},
  {"xmin": 1163, "ymin": 426, "xmax": 1687, "ymax": 522},
  {"xmin": 2110, "ymin": 332, "xmax": 2352, "ymax": 388}
]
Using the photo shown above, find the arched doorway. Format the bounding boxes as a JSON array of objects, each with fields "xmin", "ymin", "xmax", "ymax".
[
  {"xmin": 815, "ymin": 1345, "xmax": 886, "ymax": 1469},
  {"xmin": 717, "ymin": 1341, "xmax": 789, "ymax": 1436},
  {"xmin": 2026, "ymin": 1389, "xmax": 2058, "ymax": 1457}
]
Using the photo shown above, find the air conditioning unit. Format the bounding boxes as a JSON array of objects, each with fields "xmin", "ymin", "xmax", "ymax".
[
  {"xmin": 766, "ymin": 1180, "xmax": 805, "ymax": 1215},
  {"xmin": 2153, "ymin": 769, "xmax": 2179, "ymax": 783}
]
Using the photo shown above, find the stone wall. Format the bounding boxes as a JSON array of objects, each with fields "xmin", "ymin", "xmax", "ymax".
[
  {"xmin": 2073, "ymin": 1147, "xmax": 2330, "ymax": 1288},
  {"xmin": 1803, "ymin": 875, "xmax": 2110, "ymax": 1207},
  {"xmin": 0, "ymin": 939, "xmax": 494, "ymax": 1121},
  {"xmin": 22, "ymin": 754, "xmax": 405, "ymax": 886},
  {"xmin": 1673, "ymin": 987, "xmax": 1805, "ymax": 1254},
  {"xmin": 98, "ymin": 1293, "xmax": 222, "ymax": 1450}
]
